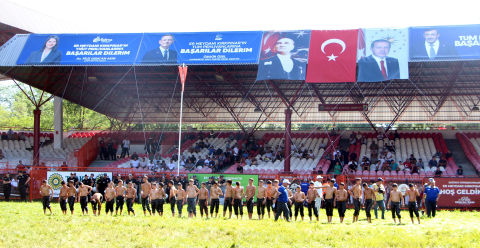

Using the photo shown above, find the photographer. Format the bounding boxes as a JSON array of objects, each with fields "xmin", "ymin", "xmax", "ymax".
[{"xmin": 373, "ymin": 178, "xmax": 386, "ymax": 219}]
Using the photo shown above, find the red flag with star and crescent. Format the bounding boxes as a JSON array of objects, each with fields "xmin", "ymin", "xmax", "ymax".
[{"xmin": 306, "ymin": 29, "xmax": 358, "ymax": 83}]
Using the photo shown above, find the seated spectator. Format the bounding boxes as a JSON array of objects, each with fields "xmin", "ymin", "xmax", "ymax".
[
  {"xmin": 398, "ymin": 160, "xmax": 405, "ymax": 171},
  {"xmin": 350, "ymin": 137, "xmax": 357, "ymax": 145},
  {"xmin": 196, "ymin": 157, "xmax": 205, "ymax": 167},
  {"xmin": 204, "ymin": 156, "xmax": 211, "ymax": 166},
  {"xmin": 7, "ymin": 128, "xmax": 13, "ymax": 140},
  {"xmin": 265, "ymin": 151, "xmax": 273, "ymax": 160},
  {"xmin": 438, "ymin": 157, "xmax": 447, "ymax": 168},
  {"xmin": 411, "ymin": 163, "xmax": 419, "ymax": 174},
  {"xmin": 369, "ymin": 141, "xmax": 379, "ymax": 151},
  {"xmin": 131, "ymin": 152, "xmax": 139, "ymax": 160},
  {"xmin": 307, "ymin": 150, "xmax": 315, "ymax": 159},
  {"xmin": 130, "ymin": 157, "xmax": 140, "ymax": 168},
  {"xmin": 208, "ymin": 159, "xmax": 216, "ymax": 169},
  {"xmin": 194, "ymin": 143, "xmax": 201, "ymax": 153},
  {"xmin": 417, "ymin": 158, "xmax": 424, "ymax": 169},
  {"xmin": 208, "ymin": 146, "xmax": 215, "ymax": 155},
  {"xmin": 445, "ymin": 150, "xmax": 453, "ymax": 159},
  {"xmin": 198, "ymin": 140, "xmax": 206, "ymax": 149},
  {"xmin": 242, "ymin": 150, "xmax": 249, "ymax": 159},
  {"xmin": 245, "ymin": 157, "xmax": 252, "ymax": 166},
  {"xmin": 361, "ymin": 161, "xmax": 370, "ymax": 171},
  {"xmin": 348, "ymin": 160, "xmax": 357, "ymax": 173},
  {"xmin": 434, "ymin": 150, "xmax": 442, "ymax": 158},
  {"xmin": 387, "ymin": 143, "xmax": 395, "ymax": 152},
  {"xmin": 428, "ymin": 157, "xmax": 437, "ymax": 168},
  {"xmin": 330, "ymin": 128, "xmax": 337, "ymax": 136},
  {"xmin": 19, "ymin": 132, "xmax": 26, "ymax": 141},
  {"xmin": 380, "ymin": 161, "xmax": 390, "ymax": 171},
  {"xmin": 385, "ymin": 151, "xmax": 393, "ymax": 161},
  {"xmin": 167, "ymin": 161, "xmax": 176, "ymax": 171},
  {"xmin": 140, "ymin": 158, "xmax": 148, "ymax": 169},
  {"xmin": 160, "ymin": 161, "xmax": 167, "ymax": 170},
  {"xmin": 198, "ymin": 132, "xmax": 204, "ymax": 140},
  {"xmin": 301, "ymin": 150, "xmax": 308, "ymax": 159},
  {"xmin": 147, "ymin": 160, "xmax": 154, "ymax": 171},
  {"xmin": 251, "ymin": 157, "xmax": 258, "ymax": 165},
  {"xmin": 236, "ymin": 162, "xmax": 243, "ymax": 173},
  {"xmin": 394, "ymin": 130, "xmax": 400, "ymax": 139},
  {"xmin": 390, "ymin": 160, "xmax": 399, "ymax": 171},
  {"xmin": 409, "ymin": 154, "xmax": 417, "ymax": 165},
  {"xmin": 377, "ymin": 132, "xmax": 384, "ymax": 142},
  {"xmin": 324, "ymin": 152, "xmax": 333, "ymax": 161},
  {"xmin": 434, "ymin": 167, "xmax": 443, "ymax": 177},
  {"xmin": 456, "ymin": 166, "xmax": 464, "ymax": 175},
  {"xmin": 334, "ymin": 161, "xmax": 342, "ymax": 175},
  {"xmin": 274, "ymin": 152, "xmax": 283, "ymax": 162},
  {"xmin": 189, "ymin": 155, "xmax": 197, "ymax": 164},
  {"xmin": 209, "ymin": 130, "xmax": 215, "ymax": 139},
  {"xmin": 356, "ymin": 132, "xmax": 362, "ymax": 141}
]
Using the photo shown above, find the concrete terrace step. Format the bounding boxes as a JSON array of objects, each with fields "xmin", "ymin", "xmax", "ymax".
[{"xmin": 445, "ymin": 139, "xmax": 478, "ymax": 176}]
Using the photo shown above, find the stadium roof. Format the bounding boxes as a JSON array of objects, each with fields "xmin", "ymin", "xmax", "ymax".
[{"xmin": 1, "ymin": 33, "xmax": 480, "ymax": 132}]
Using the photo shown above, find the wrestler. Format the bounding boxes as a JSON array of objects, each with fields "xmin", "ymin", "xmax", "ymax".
[
  {"xmin": 40, "ymin": 180, "xmax": 53, "ymax": 215},
  {"xmin": 58, "ymin": 181, "xmax": 68, "ymax": 215},
  {"xmin": 105, "ymin": 182, "xmax": 115, "ymax": 216},
  {"xmin": 293, "ymin": 185, "xmax": 305, "ymax": 221},
  {"xmin": 223, "ymin": 179, "xmax": 234, "ymax": 219},
  {"xmin": 198, "ymin": 182, "xmax": 209, "ymax": 218},
  {"xmin": 405, "ymin": 183, "xmax": 420, "ymax": 224},
  {"xmin": 335, "ymin": 183, "xmax": 348, "ymax": 223},
  {"xmin": 186, "ymin": 179, "xmax": 200, "ymax": 218},
  {"xmin": 115, "ymin": 180, "xmax": 127, "ymax": 215},
  {"xmin": 348, "ymin": 178, "xmax": 362, "ymax": 223},
  {"xmin": 246, "ymin": 178, "xmax": 256, "ymax": 220},
  {"xmin": 387, "ymin": 183, "xmax": 404, "ymax": 224},
  {"xmin": 209, "ymin": 181, "xmax": 223, "ymax": 218},
  {"xmin": 362, "ymin": 183, "xmax": 376, "ymax": 223},
  {"xmin": 126, "ymin": 182, "xmax": 137, "ymax": 216},
  {"xmin": 256, "ymin": 180, "xmax": 266, "ymax": 220},
  {"xmin": 77, "ymin": 182, "xmax": 92, "ymax": 215}
]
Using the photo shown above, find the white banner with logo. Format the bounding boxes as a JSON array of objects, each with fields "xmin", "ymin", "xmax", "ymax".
[{"xmin": 47, "ymin": 171, "xmax": 112, "ymax": 197}]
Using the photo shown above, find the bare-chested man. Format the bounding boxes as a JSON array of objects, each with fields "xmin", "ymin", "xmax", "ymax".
[
  {"xmin": 40, "ymin": 180, "xmax": 53, "ymax": 215},
  {"xmin": 246, "ymin": 178, "xmax": 256, "ymax": 220},
  {"xmin": 265, "ymin": 181, "xmax": 276, "ymax": 218},
  {"xmin": 77, "ymin": 182, "xmax": 92, "ymax": 215},
  {"xmin": 141, "ymin": 176, "xmax": 152, "ymax": 216},
  {"xmin": 285, "ymin": 182, "xmax": 294, "ymax": 220},
  {"xmin": 335, "ymin": 182, "xmax": 348, "ymax": 223},
  {"xmin": 186, "ymin": 179, "xmax": 200, "ymax": 218},
  {"xmin": 153, "ymin": 182, "xmax": 166, "ymax": 216},
  {"xmin": 115, "ymin": 180, "xmax": 127, "ymax": 215},
  {"xmin": 256, "ymin": 180, "xmax": 266, "ymax": 220},
  {"xmin": 223, "ymin": 179, "xmax": 234, "ymax": 218},
  {"xmin": 104, "ymin": 182, "xmax": 115, "ymax": 216},
  {"xmin": 405, "ymin": 183, "xmax": 420, "ymax": 224},
  {"xmin": 176, "ymin": 183, "xmax": 187, "ymax": 217},
  {"xmin": 348, "ymin": 178, "xmax": 362, "ymax": 223},
  {"xmin": 58, "ymin": 181, "xmax": 68, "ymax": 215},
  {"xmin": 293, "ymin": 185, "xmax": 306, "ymax": 221},
  {"xmin": 168, "ymin": 180, "xmax": 177, "ymax": 217},
  {"xmin": 91, "ymin": 192, "xmax": 103, "ymax": 216},
  {"xmin": 150, "ymin": 182, "xmax": 159, "ymax": 216},
  {"xmin": 233, "ymin": 181, "xmax": 245, "ymax": 219},
  {"xmin": 324, "ymin": 179, "xmax": 338, "ymax": 223},
  {"xmin": 198, "ymin": 182, "xmax": 209, "ymax": 218},
  {"xmin": 67, "ymin": 180, "xmax": 76, "ymax": 215},
  {"xmin": 307, "ymin": 181, "xmax": 320, "ymax": 221},
  {"xmin": 387, "ymin": 183, "xmax": 404, "ymax": 224},
  {"xmin": 271, "ymin": 180, "xmax": 280, "ymax": 214},
  {"xmin": 362, "ymin": 183, "xmax": 376, "ymax": 223},
  {"xmin": 209, "ymin": 181, "xmax": 223, "ymax": 218},
  {"xmin": 126, "ymin": 182, "xmax": 136, "ymax": 216}
]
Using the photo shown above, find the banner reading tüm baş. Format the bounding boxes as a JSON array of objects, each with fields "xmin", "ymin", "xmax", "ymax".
[
  {"xmin": 16, "ymin": 33, "xmax": 144, "ymax": 65},
  {"xmin": 306, "ymin": 29, "xmax": 358, "ymax": 83},
  {"xmin": 256, "ymin": 30, "xmax": 311, "ymax": 81},
  {"xmin": 137, "ymin": 31, "xmax": 262, "ymax": 65},
  {"xmin": 357, "ymin": 28, "xmax": 409, "ymax": 82},
  {"xmin": 410, "ymin": 24, "xmax": 480, "ymax": 61}
]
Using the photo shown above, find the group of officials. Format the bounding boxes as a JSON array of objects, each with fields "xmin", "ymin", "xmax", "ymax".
[{"xmin": 35, "ymin": 173, "xmax": 441, "ymax": 224}]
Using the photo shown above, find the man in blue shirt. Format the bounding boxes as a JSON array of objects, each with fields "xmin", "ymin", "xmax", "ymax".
[
  {"xmin": 424, "ymin": 178, "xmax": 441, "ymax": 217},
  {"xmin": 274, "ymin": 179, "xmax": 291, "ymax": 222}
]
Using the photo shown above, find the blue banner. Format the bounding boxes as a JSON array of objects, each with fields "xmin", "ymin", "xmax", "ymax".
[
  {"xmin": 256, "ymin": 30, "xmax": 311, "ymax": 81},
  {"xmin": 16, "ymin": 33, "xmax": 144, "ymax": 65},
  {"xmin": 137, "ymin": 31, "xmax": 262, "ymax": 65},
  {"xmin": 409, "ymin": 25, "xmax": 480, "ymax": 61}
]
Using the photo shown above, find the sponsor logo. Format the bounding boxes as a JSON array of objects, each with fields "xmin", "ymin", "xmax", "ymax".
[
  {"xmin": 93, "ymin": 36, "xmax": 113, "ymax": 43},
  {"xmin": 48, "ymin": 173, "xmax": 64, "ymax": 190},
  {"xmin": 215, "ymin": 34, "xmax": 223, "ymax": 41},
  {"xmin": 455, "ymin": 196, "xmax": 475, "ymax": 205}
]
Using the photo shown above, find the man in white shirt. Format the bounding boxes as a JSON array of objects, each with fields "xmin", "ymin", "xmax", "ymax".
[
  {"xmin": 312, "ymin": 175, "xmax": 328, "ymax": 214},
  {"xmin": 167, "ymin": 161, "xmax": 176, "ymax": 171},
  {"xmin": 233, "ymin": 146, "xmax": 239, "ymax": 157},
  {"xmin": 130, "ymin": 157, "xmax": 140, "ymax": 168},
  {"xmin": 121, "ymin": 137, "xmax": 130, "ymax": 158}
]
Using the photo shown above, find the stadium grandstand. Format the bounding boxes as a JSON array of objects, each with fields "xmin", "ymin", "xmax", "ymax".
[{"xmin": 0, "ymin": 0, "xmax": 479, "ymax": 209}]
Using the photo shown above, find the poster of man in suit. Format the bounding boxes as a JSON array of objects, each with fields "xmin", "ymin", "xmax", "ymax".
[
  {"xmin": 140, "ymin": 34, "xmax": 178, "ymax": 64},
  {"xmin": 409, "ymin": 25, "xmax": 480, "ymax": 61},
  {"xmin": 256, "ymin": 30, "xmax": 310, "ymax": 81},
  {"xmin": 357, "ymin": 28, "xmax": 409, "ymax": 82}
]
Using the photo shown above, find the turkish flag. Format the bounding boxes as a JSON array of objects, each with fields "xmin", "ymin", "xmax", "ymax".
[{"xmin": 306, "ymin": 29, "xmax": 358, "ymax": 83}]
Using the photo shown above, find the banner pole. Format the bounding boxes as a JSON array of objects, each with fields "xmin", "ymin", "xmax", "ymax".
[{"xmin": 177, "ymin": 64, "xmax": 187, "ymax": 177}]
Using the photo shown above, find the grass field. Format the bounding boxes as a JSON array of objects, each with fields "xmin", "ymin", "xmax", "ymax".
[{"xmin": 0, "ymin": 202, "xmax": 479, "ymax": 247}]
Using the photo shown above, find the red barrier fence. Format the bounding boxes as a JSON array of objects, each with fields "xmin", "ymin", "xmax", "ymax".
[{"xmin": 76, "ymin": 133, "xmax": 100, "ymax": 168}]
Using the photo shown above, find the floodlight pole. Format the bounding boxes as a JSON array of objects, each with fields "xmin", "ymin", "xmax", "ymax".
[{"xmin": 177, "ymin": 64, "xmax": 188, "ymax": 176}]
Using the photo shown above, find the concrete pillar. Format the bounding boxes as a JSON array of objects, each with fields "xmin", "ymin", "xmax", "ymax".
[
  {"xmin": 284, "ymin": 109, "xmax": 292, "ymax": 172},
  {"xmin": 54, "ymin": 97, "xmax": 63, "ymax": 148},
  {"xmin": 33, "ymin": 109, "xmax": 41, "ymax": 167}
]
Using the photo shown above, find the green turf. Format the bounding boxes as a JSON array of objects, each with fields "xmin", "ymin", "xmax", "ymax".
[{"xmin": 0, "ymin": 201, "xmax": 479, "ymax": 247}]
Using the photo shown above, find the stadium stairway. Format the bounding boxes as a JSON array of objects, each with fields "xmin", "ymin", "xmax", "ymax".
[
  {"xmin": 445, "ymin": 139, "xmax": 477, "ymax": 175},
  {"xmin": 89, "ymin": 160, "xmax": 113, "ymax": 168}
]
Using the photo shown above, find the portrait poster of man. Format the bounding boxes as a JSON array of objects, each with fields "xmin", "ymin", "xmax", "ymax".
[
  {"xmin": 410, "ymin": 25, "xmax": 480, "ymax": 61},
  {"xmin": 256, "ymin": 30, "xmax": 311, "ymax": 81},
  {"xmin": 357, "ymin": 28, "xmax": 409, "ymax": 82},
  {"xmin": 139, "ymin": 34, "xmax": 178, "ymax": 64}
]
